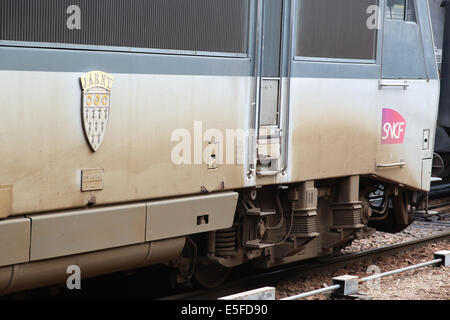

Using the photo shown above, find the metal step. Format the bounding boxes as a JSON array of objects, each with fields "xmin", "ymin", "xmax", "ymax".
[
  {"xmin": 246, "ymin": 208, "xmax": 276, "ymax": 217},
  {"xmin": 245, "ymin": 240, "xmax": 275, "ymax": 249}
]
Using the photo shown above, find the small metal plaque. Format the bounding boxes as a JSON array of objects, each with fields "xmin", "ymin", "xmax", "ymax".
[{"xmin": 81, "ymin": 169, "xmax": 104, "ymax": 192}]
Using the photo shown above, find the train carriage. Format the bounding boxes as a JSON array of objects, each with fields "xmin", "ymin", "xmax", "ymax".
[{"xmin": 0, "ymin": 0, "xmax": 440, "ymax": 292}]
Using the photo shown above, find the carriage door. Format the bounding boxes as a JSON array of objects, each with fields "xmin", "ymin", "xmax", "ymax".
[
  {"xmin": 255, "ymin": 0, "xmax": 290, "ymax": 177},
  {"xmin": 378, "ymin": 0, "xmax": 438, "ymax": 189}
]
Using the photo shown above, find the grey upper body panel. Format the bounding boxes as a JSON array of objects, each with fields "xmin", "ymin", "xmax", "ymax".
[{"xmin": 0, "ymin": 0, "xmax": 439, "ymax": 81}]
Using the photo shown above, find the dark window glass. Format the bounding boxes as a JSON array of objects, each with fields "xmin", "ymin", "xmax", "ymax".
[
  {"xmin": 387, "ymin": 0, "xmax": 416, "ymax": 22},
  {"xmin": 296, "ymin": 0, "xmax": 378, "ymax": 60},
  {"xmin": 0, "ymin": 0, "xmax": 249, "ymax": 54}
]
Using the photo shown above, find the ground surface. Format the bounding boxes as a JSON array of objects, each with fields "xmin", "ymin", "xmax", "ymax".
[
  {"xmin": 340, "ymin": 218, "xmax": 450, "ymax": 255},
  {"xmin": 276, "ymin": 219, "xmax": 450, "ymax": 300}
]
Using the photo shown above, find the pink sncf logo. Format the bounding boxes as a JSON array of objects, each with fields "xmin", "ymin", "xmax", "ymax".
[{"xmin": 381, "ymin": 108, "xmax": 406, "ymax": 145}]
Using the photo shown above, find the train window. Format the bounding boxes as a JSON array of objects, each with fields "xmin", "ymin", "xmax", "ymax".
[
  {"xmin": 295, "ymin": 0, "xmax": 378, "ymax": 61},
  {"xmin": 386, "ymin": 0, "xmax": 416, "ymax": 22},
  {"xmin": 382, "ymin": 0, "xmax": 427, "ymax": 79},
  {"xmin": 0, "ymin": 0, "xmax": 249, "ymax": 55}
]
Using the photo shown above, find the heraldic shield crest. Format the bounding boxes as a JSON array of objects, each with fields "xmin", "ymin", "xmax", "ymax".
[{"xmin": 80, "ymin": 71, "xmax": 114, "ymax": 152}]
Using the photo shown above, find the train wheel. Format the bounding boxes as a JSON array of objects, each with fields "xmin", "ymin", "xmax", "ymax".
[{"xmin": 193, "ymin": 258, "xmax": 231, "ymax": 289}]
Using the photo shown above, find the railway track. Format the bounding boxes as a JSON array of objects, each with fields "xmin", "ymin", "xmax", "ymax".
[{"xmin": 160, "ymin": 231, "xmax": 450, "ymax": 300}]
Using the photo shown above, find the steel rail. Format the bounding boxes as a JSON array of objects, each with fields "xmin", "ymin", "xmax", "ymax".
[
  {"xmin": 281, "ymin": 257, "xmax": 444, "ymax": 300},
  {"xmin": 280, "ymin": 285, "xmax": 341, "ymax": 300},
  {"xmin": 359, "ymin": 259, "xmax": 442, "ymax": 282}
]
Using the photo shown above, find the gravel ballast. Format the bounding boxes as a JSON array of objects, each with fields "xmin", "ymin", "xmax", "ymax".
[{"xmin": 276, "ymin": 226, "xmax": 449, "ymax": 300}]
